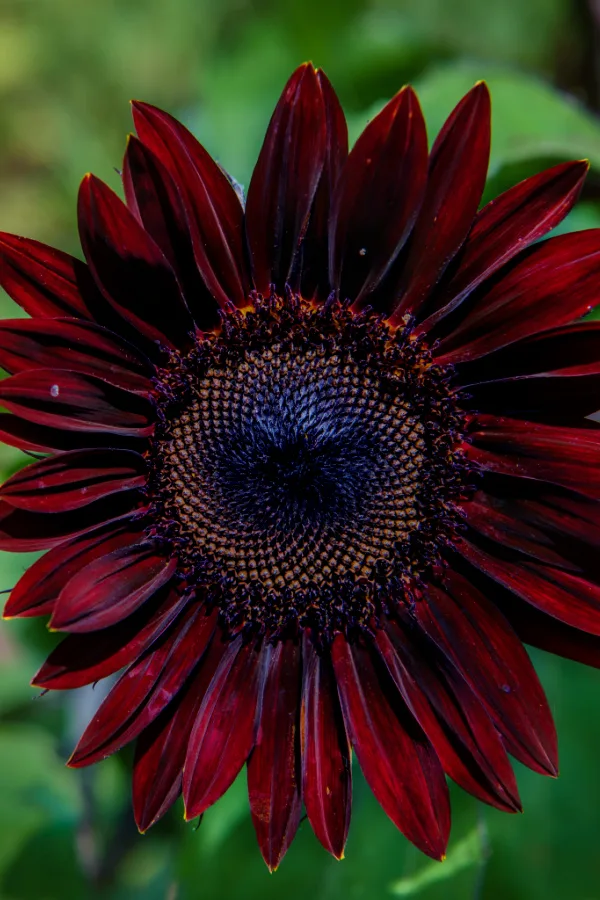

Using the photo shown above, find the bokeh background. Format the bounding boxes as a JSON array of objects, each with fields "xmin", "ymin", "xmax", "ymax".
[{"xmin": 2, "ymin": 0, "xmax": 600, "ymax": 897}]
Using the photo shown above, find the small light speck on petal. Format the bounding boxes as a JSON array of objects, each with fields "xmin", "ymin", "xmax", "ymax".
[{"xmin": 50, "ymin": 385, "xmax": 60, "ymax": 398}]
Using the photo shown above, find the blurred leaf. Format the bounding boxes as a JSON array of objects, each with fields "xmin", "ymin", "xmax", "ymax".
[{"xmin": 389, "ymin": 826, "xmax": 485, "ymax": 896}]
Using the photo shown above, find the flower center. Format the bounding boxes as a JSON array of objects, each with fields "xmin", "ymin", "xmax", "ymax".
[{"xmin": 151, "ymin": 294, "xmax": 469, "ymax": 640}]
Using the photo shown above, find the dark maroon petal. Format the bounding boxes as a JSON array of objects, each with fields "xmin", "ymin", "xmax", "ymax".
[
  {"xmin": 331, "ymin": 87, "xmax": 428, "ymax": 307},
  {"xmin": 0, "ymin": 448, "xmax": 146, "ymax": 513},
  {"xmin": 418, "ymin": 570, "xmax": 558, "ymax": 775},
  {"xmin": 0, "ymin": 414, "xmax": 147, "ymax": 455},
  {"xmin": 183, "ymin": 637, "xmax": 264, "ymax": 819},
  {"xmin": 332, "ymin": 635, "xmax": 450, "ymax": 860},
  {"xmin": 50, "ymin": 541, "xmax": 177, "ymax": 633},
  {"xmin": 4, "ymin": 519, "xmax": 145, "ymax": 619},
  {"xmin": 389, "ymin": 83, "xmax": 491, "ymax": 324},
  {"xmin": 33, "ymin": 587, "xmax": 188, "ymax": 689},
  {"xmin": 467, "ymin": 417, "xmax": 600, "ymax": 499},
  {"xmin": 0, "ymin": 369, "xmax": 155, "ymax": 436},
  {"xmin": 434, "ymin": 230, "xmax": 600, "ymax": 363},
  {"xmin": 423, "ymin": 160, "xmax": 589, "ymax": 329},
  {"xmin": 68, "ymin": 605, "xmax": 217, "ymax": 767},
  {"xmin": 0, "ymin": 495, "xmax": 145, "ymax": 552},
  {"xmin": 132, "ymin": 663, "xmax": 206, "ymax": 831},
  {"xmin": 462, "ymin": 373, "xmax": 600, "ymax": 424},
  {"xmin": 375, "ymin": 621, "xmax": 520, "ymax": 812},
  {"xmin": 78, "ymin": 174, "xmax": 194, "ymax": 350},
  {"xmin": 300, "ymin": 635, "xmax": 351, "ymax": 859},
  {"xmin": 0, "ymin": 317, "xmax": 155, "ymax": 393},
  {"xmin": 123, "ymin": 135, "xmax": 221, "ymax": 331},
  {"xmin": 508, "ymin": 488, "xmax": 600, "ymax": 550},
  {"xmin": 246, "ymin": 64, "xmax": 326, "ymax": 295},
  {"xmin": 131, "ymin": 102, "xmax": 249, "ymax": 310},
  {"xmin": 457, "ymin": 537, "xmax": 600, "ymax": 638},
  {"xmin": 248, "ymin": 640, "xmax": 302, "ymax": 871},
  {"xmin": 462, "ymin": 492, "xmax": 577, "ymax": 569},
  {"xmin": 455, "ymin": 322, "xmax": 600, "ymax": 390},
  {"xmin": 300, "ymin": 70, "xmax": 348, "ymax": 301},
  {"xmin": 0, "ymin": 232, "xmax": 104, "ymax": 319},
  {"xmin": 494, "ymin": 591, "xmax": 600, "ymax": 670}
]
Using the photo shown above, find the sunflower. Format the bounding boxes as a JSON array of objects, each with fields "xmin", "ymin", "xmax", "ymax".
[{"xmin": 1, "ymin": 62, "xmax": 599, "ymax": 870}]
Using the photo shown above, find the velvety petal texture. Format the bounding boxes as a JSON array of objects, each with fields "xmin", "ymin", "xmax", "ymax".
[{"xmin": 1, "ymin": 63, "xmax": 600, "ymax": 872}]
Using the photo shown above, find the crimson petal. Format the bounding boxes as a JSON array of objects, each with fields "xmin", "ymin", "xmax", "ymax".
[
  {"xmin": 183, "ymin": 637, "xmax": 264, "ymax": 819},
  {"xmin": 78, "ymin": 174, "xmax": 194, "ymax": 350},
  {"xmin": 0, "ymin": 317, "xmax": 155, "ymax": 393},
  {"xmin": 0, "ymin": 496, "xmax": 145, "ymax": 552},
  {"xmin": 457, "ymin": 537, "xmax": 600, "ymax": 638},
  {"xmin": 131, "ymin": 102, "xmax": 249, "ymax": 310},
  {"xmin": 417, "ymin": 570, "xmax": 558, "ymax": 775},
  {"xmin": 434, "ymin": 230, "xmax": 600, "ymax": 362},
  {"xmin": 0, "ymin": 368, "xmax": 155, "ymax": 436},
  {"xmin": 248, "ymin": 640, "xmax": 302, "ymax": 871},
  {"xmin": 467, "ymin": 416, "xmax": 600, "ymax": 499},
  {"xmin": 332, "ymin": 635, "xmax": 450, "ymax": 860},
  {"xmin": 331, "ymin": 87, "xmax": 428, "ymax": 307},
  {"xmin": 0, "ymin": 232, "xmax": 104, "ymax": 319},
  {"xmin": 389, "ymin": 82, "xmax": 491, "ymax": 324},
  {"xmin": 300, "ymin": 635, "xmax": 351, "ymax": 859},
  {"xmin": 33, "ymin": 587, "xmax": 188, "ymax": 689},
  {"xmin": 246, "ymin": 64, "xmax": 326, "ymax": 295},
  {"xmin": 423, "ymin": 160, "xmax": 589, "ymax": 329},
  {"xmin": 123, "ymin": 135, "xmax": 221, "ymax": 331},
  {"xmin": 300, "ymin": 70, "xmax": 348, "ymax": 301},
  {"xmin": 4, "ymin": 520, "xmax": 144, "ymax": 618},
  {"xmin": 375, "ymin": 621, "xmax": 521, "ymax": 812},
  {"xmin": 0, "ymin": 448, "xmax": 146, "ymax": 513},
  {"xmin": 50, "ymin": 541, "xmax": 177, "ymax": 633},
  {"xmin": 68, "ymin": 605, "xmax": 217, "ymax": 767}
]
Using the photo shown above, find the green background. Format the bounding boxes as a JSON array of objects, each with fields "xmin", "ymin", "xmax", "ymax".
[{"xmin": 2, "ymin": 0, "xmax": 600, "ymax": 897}]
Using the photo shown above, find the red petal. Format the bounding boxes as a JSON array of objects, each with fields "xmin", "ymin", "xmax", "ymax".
[
  {"xmin": 417, "ymin": 570, "xmax": 558, "ymax": 775},
  {"xmin": 331, "ymin": 87, "xmax": 428, "ymax": 307},
  {"xmin": 0, "ymin": 368, "xmax": 155, "ymax": 436},
  {"xmin": 0, "ymin": 232, "xmax": 104, "ymax": 319},
  {"xmin": 0, "ymin": 495, "xmax": 145, "ymax": 552},
  {"xmin": 456, "ymin": 318, "xmax": 600, "ymax": 386},
  {"xmin": 434, "ymin": 230, "xmax": 600, "ymax": 362},
  {"xmin": 33, "ymin": 587, "xmax": 188, "ymax": 689},
  {"xmin": 300, "ymin": 635, "xmax": 351, "ymax": 859},
  {"xmin": 467, "ymin": 416, "xmax": 600, "ymax": 499},
  {"xmin": 375, "ymin": 621, "xmax": 520, "ymax": 812},
  {"xmin": 300, "ymin": 70, "xmax": 348, "ymax": 301},
  {"xmin": 248, "ymin": 640, "xmax": 302, "ymax": 871},
  {"xmin": 131, "ymin": 102, "xmax": 249, "ymax": 310},
  {"xmin": 68, "ymin": 605, "xmax": 217, "ymax": 767},
  {"xmin": 123, "ymin": 135, "xmax": 222, "ymax": 330},
  {"xmin": 389, "ymin": 83, "xmax": 491, "ymax": 324},
  {"xmin": 495, "ymin": 591, "xmax": 600, "ymax": 670},
  {"xmin": 50, "ymin": 541, "xmax": 177, "ymax": 633},
  {"xmin": 332, "ymin": 635, "xmax": 450, "ymax": 860},
  {"xmin": 423, "ymin": 160, "xmax": 589, "ymax": 329},
  {"xmin": 133, "ymin": 666, "xmax": 204, "ymax": 831},
  {"xmin": 78, "ymin": 174, "xmax": 194, "ymax": 350},
  {"xmin": 0, "ymin": 317, "xmax": 155, "ymax": 393},
  {"xmin": 0, "ymin": 448, "xmax": 146, "ymax": 513},
  {"xmin": 4, "ymin": 520, "xmax": 143, "ymax": 619},
  {"xmin": 246, "ymin": 64, "xmax": 326, "ymax": 294},
  {"xmin": 457, "ymin": 537, "xmax": 600, "ymax": 638},
  {"xmin": 462, "ymin": 492, "xmax": 577, "ymax": 569},
  {"xmin": 183, "ymin": 637, "xmax": 264, "ymax": 819}
]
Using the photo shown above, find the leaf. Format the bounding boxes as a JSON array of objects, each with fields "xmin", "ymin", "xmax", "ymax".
[{"xmin": 388, "ymin": 825, "xmax": 486, "ymax": 896}]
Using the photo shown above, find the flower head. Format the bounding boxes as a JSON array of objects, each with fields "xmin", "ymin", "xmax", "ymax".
[{"xmin": 1, "ymin": 63, "xmax": 599, "ymax": 869}]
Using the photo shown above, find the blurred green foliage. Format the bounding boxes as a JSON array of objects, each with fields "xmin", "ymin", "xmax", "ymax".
[{"xmin": 2, "ymin": 1, "xmax": 600, "ymax": 898}]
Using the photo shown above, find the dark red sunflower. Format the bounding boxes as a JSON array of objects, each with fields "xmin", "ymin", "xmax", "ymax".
[{"xmin": 1, "ymin": 62, "xmax": 599, "ymax": 869}]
